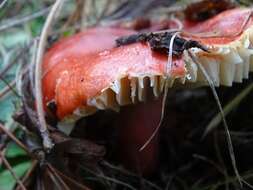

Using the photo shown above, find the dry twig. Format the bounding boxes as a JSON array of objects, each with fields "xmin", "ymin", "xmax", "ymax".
[
  {"xmin": 0, "ymin": 7, "xmax": 50, "ymax": 32},
  {"xmin": 0, "ymin": 79, "xmax": 16, "ymax": 99},
  {"xmin": 0, "ymin": 151, "xmax": 27, "ymax": 190},
  {"xmin": 48, "ymin": 164, "xmax": 90, "ymax": 190},
  {"xmin": 34, "ymin": 0, "xmax": 64, "ymax": 150},
  {"xmin": 16, "ymin": 160, "xmax": 38, "ymax": 190},
  {"xmin": 46, "ymin": 164, "xmax": 71, "ymax": 190},
  {"xmin": 0, "ymin": 124, "xmax": 29, "ymax": 154},
  {"xmin": 187, "ymin": 51, "xmax": 244, "ymax": 188}
]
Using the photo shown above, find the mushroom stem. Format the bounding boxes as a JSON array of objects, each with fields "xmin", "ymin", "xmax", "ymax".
[{"xmin": 117, "ymin": 97, "xmax": 163, "ymax": 174}]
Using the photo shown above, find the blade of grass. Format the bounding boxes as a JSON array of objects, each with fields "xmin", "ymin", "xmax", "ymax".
[
  {"xmin": 0, "ymin": 79, "xmax": 16, "ymax": 99},
  {"xmin": 188, "ymin": 51, "xmax": 243, "ymax": 187}
]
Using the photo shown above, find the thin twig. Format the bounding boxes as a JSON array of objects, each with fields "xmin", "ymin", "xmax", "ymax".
[
  {"xmin": 0, "ymin": 125, "xmax": 20, "ymax": 165},
  {"xmin": 16, "ymin": 160, "xmax": 38, "ymax": 190},
  {"xmin": 0, "ymin": 0, "xmax": 8, "ymax": 9},
  {"xmin": 213, "ymin": 131, "xmax": 230, "ymax": 190},
  {"xmin": 187, "ymin": 51, "xmax": 243, "ymax": 187},
  {"xmin": 203, "ymin": 83, "xmax": 253, "ymax": 136},
  {"xmin": 0, "ymin": 42, "xmax": 34, "ymax": 78},
  {"xmin": 0, "ymin": 148, "xmax": 6, "ymax": 165},
  {"xmin": 15, "ymin": 38, "xmax": 38, "ymax": 101},
  {"xmin": 81, "ymin": 165, "xmax": 137, "ymax": 190},
  {"xmin": 81, "ymin": 0, "xmax": 92, "ymax": 28},
  {"xmin": 0, "ymin": 124, "xmax": 30, "ymax": 154},
  {"xmin": 0, "ymin": 76, "xmax": 19, "ymax": 98},
  {"xmin": 52, "ymin": 165, "xmax": 90, "ymax": 190},
  {"xmin": 61, "ymin": 0, "xmax": 83, "ymax": 32},
  {"xmin": 46, "ymin": 168, "xmax": 67, "ymax": 190},
  {"xmin": 95, "ymin": 0, "xmax": 112, "ymax": 24},
  {"xmin": 201, "ymin": 170, "xmax": 253, "ymax": 190},
  {"xmin": 91, "ymin": 175, "xmax": 137, "ymax": 190},
  {"xmin": 36, "ymin": 170, "xmax": 45, "ymax": 190},
  {"xmin": 34, "ymin": 0, "xmax": 64, "ymax": 150},
  {"xmin": 48, "ymin": 171, "xmax": 69, "ymax": 190},
  {"xmin": 0, "ymin": 151, "xmax": 27, "ymax": 190},
  {"xmin": 0, "ymin": 79, "xmax": 15, "ymax": 99},
  {"xmin": 0, "ymin": 7, "xmax": 50, "ymax": 32},
  {"xmin": 102, "ymin": 161, "xmax": 163, "ymax": 190},
  {"xmin": 193, "ymin": 154, "xmax": 228, "ymax": 176},
  {"xmin": 46, "ymin": 164, "xmax": 71, "ymax": 190},
  {"xmin": 87, "ymin": 174, "xmax": 136, "ymax": 190}
]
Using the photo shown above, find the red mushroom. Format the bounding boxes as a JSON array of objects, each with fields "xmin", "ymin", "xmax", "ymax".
[
  {"xmin": 42, "ymin": 26, "xmax": 185, "ymax": 174},
  {"xmin": 42, "ymin": 8, "xmax": 253, "ymax": 174}
]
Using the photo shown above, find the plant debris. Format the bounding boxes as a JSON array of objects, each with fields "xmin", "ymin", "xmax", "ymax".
[{"xmin": 116, "ymin": 32, "xmax": 209, "ymax": 57}]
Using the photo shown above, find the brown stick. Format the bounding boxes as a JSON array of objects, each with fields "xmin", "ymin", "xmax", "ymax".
[
  {"xmin": 0, "ymin": 151, "xmax": 27, "ymax": 190},
  {"xmin": 0, "ymin": 124, "xmax": 30, "ymax": 154},
  {"xmin": 16, "ymin": 160, "xmax": 38, "ymax": 190},
  {"xmin": 46, "ymin": 164, "xmax": 71, "ymax": 190},
  {"xmin": 0, "ymin": 79, "xmax": 16, "ymax": 99},
  {"xmin": 49, "ymin": 164, "xmax": 91, "ymax": 190}
]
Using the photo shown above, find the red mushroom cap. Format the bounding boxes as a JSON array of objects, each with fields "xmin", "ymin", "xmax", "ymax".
[
  {"xmin": 184, "ymin": 8, "xmax": 253, "ymax": 44},
  {"xmin": 43, "ymin": 27, "xmax": 185, "ymax": 119},
  {"xmin": 42, "ymin": 26, "xmax": 186, "ymax": 175},
  {"xmin": 42, "ymin": 8, "xmax": 253, "ymax": 175}
]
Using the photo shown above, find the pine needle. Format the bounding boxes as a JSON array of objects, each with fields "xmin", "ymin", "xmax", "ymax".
[{"xmin": 187, "ymin": 50, "xmax": 244, "ymax": 188}]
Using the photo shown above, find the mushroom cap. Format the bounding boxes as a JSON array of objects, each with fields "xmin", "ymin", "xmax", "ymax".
[
  {"xmin": 41, "ymin": 6, "xmax": 253, "ymax": 177},
  {"xmin": 183, "ymin": 8, "xmax": 253, "ymax": 87},
  {"xmin": 183, "ymin": 8, "xmax": 253, "ymax": 44},
  {"xmin": 43, "ymin": 8, "xmax": 253, "ymax": 120},
  {"xmin": 43, "ymin": 27, "xmax": 135, "ymax": 104},
  {"xmin": 43, "ymin": 27, "xmax": 185, "ymax": 119}
]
